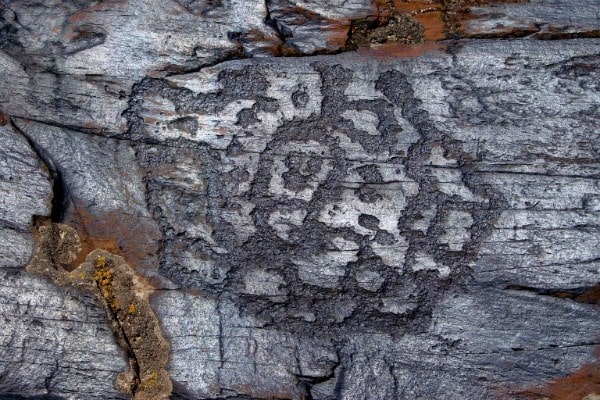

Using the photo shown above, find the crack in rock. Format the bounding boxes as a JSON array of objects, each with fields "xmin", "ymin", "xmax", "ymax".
[{"xmin": 26, "ymin": 223, "xmax": 172, "ymax": 400}]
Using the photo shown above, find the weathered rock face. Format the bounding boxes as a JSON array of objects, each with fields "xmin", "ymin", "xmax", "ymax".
[
  {"xmin": 130, "ymin": 56, "xmax": 502, "ymax": 334},
  {"xmin": 1, "ymin": 0, "xmax": 600, "ymax": 399}
]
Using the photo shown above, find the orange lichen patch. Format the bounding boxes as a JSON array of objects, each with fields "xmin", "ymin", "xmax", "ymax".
[
  {"xmin": 61, "ymin": 199, "xmax": 161, "ymax": 277},
  {"xmin": 511, "ymin": 363, "xmax": 600, "ymax": 400},
  {"xmin": 0, "ymin": 112, "xmax": 8, "ymax": 126}
]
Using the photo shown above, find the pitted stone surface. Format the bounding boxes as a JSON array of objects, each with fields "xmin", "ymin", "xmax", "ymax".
[
  {"xmin": 130, "ymin": 57, "xmax": 503, "ymax": 337},
  {"xmin": 2, "ymin": 1, "xmax": 600, "ymax": 398}
]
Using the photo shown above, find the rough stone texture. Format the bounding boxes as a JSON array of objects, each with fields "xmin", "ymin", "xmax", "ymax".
[
  {"xmin": 0, "ymin": 123, "xmax": 52, "ymax": 268},
  {"xmin": 26, "ymin": 224, "xmax": 172, "ymax": 399},
  {"xmin": 266, "ymin": 0, "xmax": 372, "ymax": 54},
  {"xmin": 1, "ymin": 0, "xmax": 600, "ymax": 399},
  {"xmin": 465, "ymin": 0, "xmax": 600, "ymax": 38},
  {"xmin": 0, "ymin": 269, "xmax": 128, "ymax": 399}
]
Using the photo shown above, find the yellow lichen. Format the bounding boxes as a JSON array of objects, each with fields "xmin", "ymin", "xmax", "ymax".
[
  {"xmin": 93, "ymin": 268, "xmax": 113, "ymax": 298},
  {"xmin": 111, "ymin": 299, "xmax": 122, "ymax": 311},
  {"xmin": 95, "ymin": 255, "xmax": 106, "ymax": 268},
  {"xmin": 141, "ymin": 371, "xmax": 158, "ymax": 388},
  {"xmin": 70, "ymin": 272, "xmax": 86, "ymax": 280},
  {"xmin": 27, "ymin": 224, "xmax": 172, "ymax": 400},
  {"xmin": 93, "ymin": 268, "xmax": 112, "ymax": 286}
]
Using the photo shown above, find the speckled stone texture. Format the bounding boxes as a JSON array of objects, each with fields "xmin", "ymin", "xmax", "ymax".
[{"xmin": 1, "ymin": 0, "xmax": 600, "ymax": 399}]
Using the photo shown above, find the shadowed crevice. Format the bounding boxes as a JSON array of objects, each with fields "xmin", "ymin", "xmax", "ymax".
[{"xmin": 9, "ymin": 118, "xmax": 69, "ymax": 223}]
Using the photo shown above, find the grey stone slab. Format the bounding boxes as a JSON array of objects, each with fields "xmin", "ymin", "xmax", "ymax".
[
  {"xmin": 1, "ymin": 2, "xmax": 600, "ymax": 399},
  {"xmin": 0, "ymin": 269, "xmax": 127, "ymax": 399},
  {"xmin": 0, "ymin": 123, "xmax": 51, "ymax": 269}
]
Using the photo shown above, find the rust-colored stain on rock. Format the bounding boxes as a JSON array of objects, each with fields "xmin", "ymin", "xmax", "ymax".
[
  {"xmin": 503, "ymin": 285, "xmax": 600, "ymax": 400},
  {"xmin": 0, "ymin": 112, "xmax": 8, "ymax": 126},
  {"xmin": 383, "ymin": 0, "xmax": 446, "ymax": 40},
  {"xmin": 576, "ymin": 285, "xmax": 600, "ymax": 306},
  {"xmin": 511, "ymin": 362, "xmax": 600, "ymax": 400},
  {"xmin": 324, "ymin": 19, "xmax": 353, "ymax": 51},
  {"xmin": 59, "ymin": 199, "xmax": 161, "ymax": 278},
  {"xmin": 341, "ymin": 0, "xmax": 530, "ymax": 58}
]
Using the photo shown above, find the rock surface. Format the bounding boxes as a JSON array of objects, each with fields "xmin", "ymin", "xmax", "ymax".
[{"xmin": 1, "ymin": 0, "xmax": 600, "ymax": 399}]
